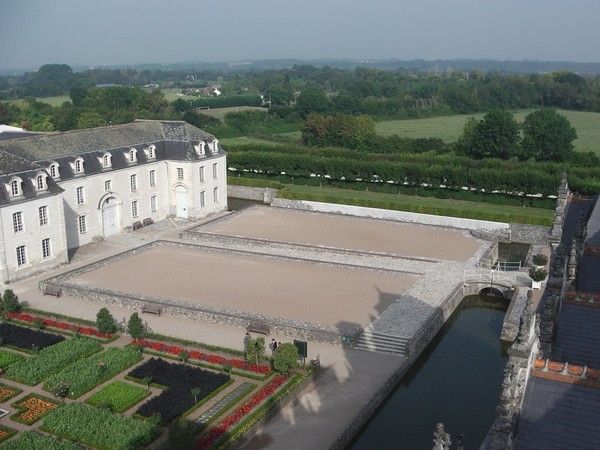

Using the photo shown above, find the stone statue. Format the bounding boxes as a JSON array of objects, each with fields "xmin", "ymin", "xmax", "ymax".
[{"xmin": 432, "ymin": 422, "xmax": 451, "ymax": 450}]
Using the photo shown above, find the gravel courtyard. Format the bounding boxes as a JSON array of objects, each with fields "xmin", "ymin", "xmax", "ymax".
[
  {"xmin": 71, "ymin": 245, "xmax": 418, "ymax": 328},
  {"xmin": 201, "ymin": 207, "xmax": 480, "ymax": 261}
]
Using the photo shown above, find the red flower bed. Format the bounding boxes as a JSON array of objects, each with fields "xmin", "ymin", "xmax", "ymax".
[
  {"xmin": 132, "ymin": 339, "xmax": 271, "ymax": 375},
  {"xmin": 197, "ymin": 375, "xmax": 287, "ymax": 449},
  {"xmin": 6, "ymin": 312, "xmax": 113, "ymax": 339}
]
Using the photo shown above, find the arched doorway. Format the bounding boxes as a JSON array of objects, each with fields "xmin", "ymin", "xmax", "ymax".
[
  {"xmin": 101, "ymin": 196, "xmax": 121, "ymax": 236},
  {"xmin": 175, "ymin": 184, "xmax": 188, "ymax": 219}
]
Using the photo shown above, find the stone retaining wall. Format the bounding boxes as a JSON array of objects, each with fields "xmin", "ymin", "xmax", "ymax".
[
  {"xmin": 227, "ymin": 185, "xmax": 277, "ymax": 204},
  {"xmin": 271, "ymin": 198, "xmax": 510, "ymax": 232}
]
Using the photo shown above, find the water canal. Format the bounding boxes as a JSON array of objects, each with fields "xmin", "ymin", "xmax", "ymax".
[{"xmin": 350, "ymin": 294, "xmax": 508, "ymax": 450}]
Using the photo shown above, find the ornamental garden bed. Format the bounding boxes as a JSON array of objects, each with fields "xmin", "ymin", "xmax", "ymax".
[
  {"xmin": 41, "ymin": 403, "xmax": 159, "ymax": 450},
  {"xmin": 86, "ymin": 380, "xmax": 150, "ymax": 413},
  {"xmin": 0, "ymin": 431, "xmax": 81, "ymax": 450},
  {"xmin": 5, "ymin": 337, "xmax": 102, "ymax": 385},
  {"xmin": 11, "ymin": 393, "xmax": 60, "ymax": 424},
  {"xmin": 133, "ymin": 338, "xmax": 271, "ymax": 378},
  {"xmin": 0, "ymin": 424, "xmax": 17, "ymax": 445},
  {"xmin": 43, "ymin": 346, "xmax": 143, "ymax": 399},
  {"xmin": 0, "ymin": 322, "xmax": 64, "ymax": 352},
  {"xmin": 0, "ymin": 381, "xmax": 22, "ymax": 402},
  {"xmin": 6, "ymin": 311, "xmax": 115, "ymax": 341},
  {"xmin": 0, "ymin": 349, "xmax": 25, "ymax": 369},
  {"xmin": 128, "ymin": 357, "xmax": 231, "ymax": 423}
]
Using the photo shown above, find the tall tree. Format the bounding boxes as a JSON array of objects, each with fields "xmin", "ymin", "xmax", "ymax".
[
  {"xmin": 521, "ymin": 109, "xmax": 577, "ymax": 161},
  {"xmin": 461, "ymin": 109, "xmax": 520, "ymax": 159}
]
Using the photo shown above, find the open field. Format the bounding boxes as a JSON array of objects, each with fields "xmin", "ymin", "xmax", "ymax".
[
  {"xmin": 199, "ymin": 106, "xmax": 268, "ymax": 120},
  {"xmin": 375, "ymin": 109, "xmax": 600, "ymax": 155},
  {"xmin": 1, "ymin": 95, "xmax": 70, "ymax": 107},
  {"xmin": 275, "ymin": 183, "xmax": 555, "ymax": 226},
  {"xmin": 71, "ymin": 245, "xmax": 417, "ymax": 328},
  {"xmin": 204, "ymin": 206, "xmax": 480, "ymax": 260}
]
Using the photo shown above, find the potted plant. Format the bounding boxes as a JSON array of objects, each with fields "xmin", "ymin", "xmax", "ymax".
[
  {"xmin": 529, "ymin": 267, "xmax": 548, "ymax": 290},
  {"xmin": 532, "ymin": 253, "xmax": 548, "ymax": 268}
]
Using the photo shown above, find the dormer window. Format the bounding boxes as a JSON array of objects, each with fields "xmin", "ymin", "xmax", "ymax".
[
  {"xmin": 213, "ymin": 139, "xmax": 219, "ymax": 153},
  {"xmin": 194, "ymin": 141, "xmax": 206, "ymax": 157},
  {"xmin": 144, "ymin": 145, "xmax": 156, "ymax": 160},
  {"xmin": 10, "ymin": 178, "xmax": 22, "ymax": 197},
  {"xmin": 35, "ymin": 173, "xmax": 47, "ymax": 191},
  {"xmin": 102, "ymin": 153, "xmax": 112, "ymax": 169},
  {"xmin": 127, "ymin": 148, "xmax": 138, "ymax": 164},
  {"xmin": 73, "ymin": 157, "xmax": 84, "ymax": 175},
  {"xmin": 49, "ymin": 163, "xmax": 60, "ymax": 179}
]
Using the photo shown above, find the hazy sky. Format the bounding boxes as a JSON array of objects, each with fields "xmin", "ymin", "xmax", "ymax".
[{"xmin": 1, "ymin": 0, "xmax": 600, "ymax": 70}]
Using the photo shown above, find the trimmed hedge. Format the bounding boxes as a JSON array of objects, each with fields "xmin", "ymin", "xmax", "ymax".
[
  {"xmin": 44, "ymin": 346, "xmax": 143, "ymax": 398},
  {"xmin": 5, "ymin": 337, "xmax": 101, "ymax": 385},
  {"xmin": 0, "ymin": 322, "xmax": 64, "ymax": 351},
  {"xmin": 42, "ymin": 403, "xmax": 158, "ymax": 450}
]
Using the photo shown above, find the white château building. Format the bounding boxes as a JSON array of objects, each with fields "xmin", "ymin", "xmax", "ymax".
[{"xmin": 0, "ymin": 120, "xmax": 227, "ymax": 283}]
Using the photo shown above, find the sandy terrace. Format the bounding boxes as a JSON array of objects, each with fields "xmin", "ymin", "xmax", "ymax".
[
  {"xmin": 200, "ymin": 207, "xmax": 480, "ymax": 261},
  {"xmin": 70, "ymin": 245, "xmax": 418, "ymax": 328}
]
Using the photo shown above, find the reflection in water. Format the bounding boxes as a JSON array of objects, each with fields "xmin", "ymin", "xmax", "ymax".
[{"xmin": 351, "ymin": 295, "xmax": 508, "ymax": 450}]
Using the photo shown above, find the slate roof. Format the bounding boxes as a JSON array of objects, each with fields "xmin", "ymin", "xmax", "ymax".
[
  {"xmin": 0, "ymin": 131, "xmax": 42, "ymax": 142},
  {"xmin": 584, "ymin": 196, "xmax": 600, "ymax": 248},
  {"xmin": 0, "ymin": 120, "xmax": 214, "ymax": 175},
  {"xmin": 515, "ymin": 377, "xmax": 600, "ymax": 450},
  {"xmin": 551, "ymin": 303, "xmax": 600, "ymax": 367},
  {"xmin": 0, "ymin": 120, "xmax": 221, "ymax": 207}
]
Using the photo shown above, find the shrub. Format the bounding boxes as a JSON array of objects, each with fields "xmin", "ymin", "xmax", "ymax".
[
  {"xmin": 274, "ymin": 343, "xmax": 300, "ymax": 374},
  {"xmin": 1, "ymin": 290, "xmax": 20, "ymax": 313},
  {"xmin": 532, "ymin": 253, "xmax": 548, "ymax": 266},
  {"xmin": 96, "ymin": 308, "xmax": 117, "ymax": 334},
  {"xmin": 51, "ymin": 381, "xmax": 70, "ymax": 401},
  {"xmin": 168, "ymin": 418, "xmax": 198, "ymax": 450},
  {"xmin": 5, "ymin": 337, "xmax": 101, "ymax": 385},
  {"xmin": 128, "ymin": 313, "xmax": 145, "ymax": 339},
  {"xmin": 529, "ymin": 267, "xmax": 548, "ymax": 282},
  {"xmin": 178, "ymin": 350, "xmax": 190, "ymax": 362},
  {"xmin": 245, "ymin": 337, "xmax": 266, "ymax": 366},
  {"xmin": 42, "ymin": 403, "xmax": 158, "ymax": 450},
  {"xmin": 44, "ymin": 346, "xmax": 142, "ymax": 398}
]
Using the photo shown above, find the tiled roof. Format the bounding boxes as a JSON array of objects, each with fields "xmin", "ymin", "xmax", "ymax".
[{"xmin": 515, "ymin": 377, "xmax": 600, "ymax": 449}]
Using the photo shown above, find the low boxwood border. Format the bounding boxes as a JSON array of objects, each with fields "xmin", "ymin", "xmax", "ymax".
[
  {"xmin": 9, "ymin": 315, "xmax": 118, "ymax": 343},
  {"xmin": 0, "ymin": 424, "xmax": 17, "ymax": 444},
  {"xmin": 212, "ymin": 369, "xmax": 313, "ymax": 449},
  {"xmin": 0, "ymin": 381, "xmax": 23, "ymax": 402},
  {"xmin": 11, "ymin": 392, "xmax": 60, "ymax": 425},
  {"xmin": 198, "ymin": 383, "xmax": 257, "ymax": 430}
]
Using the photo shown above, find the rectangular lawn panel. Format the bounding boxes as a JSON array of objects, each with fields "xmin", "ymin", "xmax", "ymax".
[
  {"xmin": 42, "ymin": 403, "xmax": 158, "ymax": 450},
  {"xmin": 44, "ymin": 346, "xmax": 142, "ymax": 398},
  {"xmin": 129, "ymin": 357, "xmax": 229, "ymax": 423},
  {"xmin": 0, "ymin": 322, "xmax": 64, "ymax": 351},
  {"xmin": 5, "ymin": 337, "xmax": 101, "ymax": 385},
  {"xmin": 0, "ymin": 431, "xmax": 81, "ymax": 450},
  {"xmin": 86, "ymin": 381, "xmax": 150, "ymax": 413},
  {"xmin": 0, "ymin": 349, "xmax": 25, "ymax": 369}
]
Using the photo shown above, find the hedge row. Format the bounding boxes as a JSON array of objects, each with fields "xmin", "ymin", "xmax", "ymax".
[
  {"xmin": 188, "ymin": 94, "xmax": 263, "ymax": 109},
  {"xmin": 226, "ymin": 144, "xmax": 600, "ymax": 195}
]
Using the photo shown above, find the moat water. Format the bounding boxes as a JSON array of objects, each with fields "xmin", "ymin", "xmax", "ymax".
[{"xmin": 350, "ymin": 294, "xmax": 508, "ymax": 450}]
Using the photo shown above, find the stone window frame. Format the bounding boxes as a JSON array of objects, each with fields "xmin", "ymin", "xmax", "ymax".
[
  {"xmin": 177, "ymin": 167, "xmax": 184, "ymax": 180},
  {"xmin": 149, "ymin": 170, "xmax": 156, "ymax": 187},
  {"xmin": 16, "ymin": 245, "xmax": 27, "ymax": 267},
  {"xmin": 76, "ymin": 186, "xmax": 85, "ymax": 205},
  {"xmin": 200, "ymin": 190, "xmax": 205, "ymax": 208},
  {"xmin": 13, "ymin": 211, "xmax": 24, "ymax": 233},
  {"xmin": 130, "ymin": 174, "xmax": 138, "ymax": 192},
  {"xmin": 78, "ymin": 215, "xmax": 87, "ymax": 234},
  {"xmin": 131, "ymin": 200, "xmax": 139, "ymax": 218},
  {"xmin": 150, "ymin": 195, "xmax": 157, "ymax": 213},
  {"xmin": 41, "ymin": 238, "xmax": 52, "ymax": 259},
  {"xmin": 39, "ymin": 205, "xmax": 49, "ymax": 227}
]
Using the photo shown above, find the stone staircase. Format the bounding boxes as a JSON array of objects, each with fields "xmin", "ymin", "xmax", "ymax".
[{"xmin": 354, "ymin": 330, "xmax": 409, "ymax": 356}]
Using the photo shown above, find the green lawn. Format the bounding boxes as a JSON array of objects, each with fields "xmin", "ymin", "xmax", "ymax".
[
  {"xmin": 200, "ymin": 106, "xmax": 268, "ymax": 120},
  {"xmin": 375, "ymin": 109, "xmax": 600, "ymax": 155},
  {"xmin": 86, "ymin": 381, "xmax": 150, "ymax": 413},
  {"xmin": 221, "ymin": 136, "xmax": 284, "ymax": 146},
  {"xmin": 277, "ymin": 184, "xmax": 554, "ymax": 226}
]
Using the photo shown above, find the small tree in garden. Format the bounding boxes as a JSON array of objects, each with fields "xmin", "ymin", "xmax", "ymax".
[
  {"xmin": 33, "ymin": 318, "xmax": 45, "ymax": 329},
  {"xmin": 2, "ymin": 289, "xmax": 20, "ymax": 313},
  {"xmin": 52, "ymin": 380, "xmax": 70, "ymax": 401},
  {"xmin": 274, "ymin": 343, "xmax": 300, "ymax": 374},
  {"xmin": 168, "ymin": 418, "xmax": 197, "ymax": 449},
  {"xmin": 179, "ymin": 350, "xmax": 190, "ymax": 362},
  {"xmin": 127, "ymin": 313, "xmax": 145, "ymax": 339},
  {"xmin": 245, "ymin": 337, "xmax": 266, "ymax": 366},
  {"xmin": 96, "ymin": 308, "xmax": 117, "ymax": 334},
  {"xmin": 190, "ymin": 387, "xmax": 200, "ymax": 403},
  {"xmin": 529, "ymin": 267, "xmax": 548, "ymax": 282},
  {"xmin": 142, "ymin": 376, "xmax": 152, "ymax": 391}
]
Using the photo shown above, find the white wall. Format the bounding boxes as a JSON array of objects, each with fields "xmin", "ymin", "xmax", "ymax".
[{"xmin": 0, "ymin": 193, "xmax": 68, "ymax": 282}]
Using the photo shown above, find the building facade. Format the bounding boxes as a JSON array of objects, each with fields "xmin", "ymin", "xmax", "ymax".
[{"xmin": 0, "ymin": 120, "xmax": 227, "ymax": 283}]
